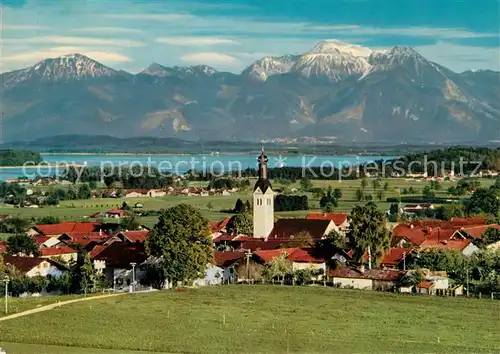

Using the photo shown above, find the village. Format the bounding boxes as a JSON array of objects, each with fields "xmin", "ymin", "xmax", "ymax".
[{"xmin": 1, "ymin": 151, "xmax": 500, "ymax": 299}]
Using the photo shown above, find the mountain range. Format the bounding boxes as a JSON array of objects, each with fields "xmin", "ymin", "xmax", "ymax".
[{"xmin": 1, "ymin": 39, "xmax": 499, "ymax": 143}]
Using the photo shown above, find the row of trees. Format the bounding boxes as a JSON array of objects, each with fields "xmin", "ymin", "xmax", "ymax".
[
  {"xmin": 0, "ymin": 150, "xmax": 43, "ymax": 167},
  {"xmin": 64, "ymin": 166, "xmax": 173, "ymax": 189}
]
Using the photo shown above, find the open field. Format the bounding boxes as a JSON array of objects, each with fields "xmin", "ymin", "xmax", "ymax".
[
  {"xmin": 0, "ymin": 286, "xmax": 499, "ymax": 353},
  {"xmin": 0, "ymin": 295, "xmax": 83, "ymax": 318},
  {"xmin": 0, "ymin": 178, "xmax": 493, "ymax": 227}
]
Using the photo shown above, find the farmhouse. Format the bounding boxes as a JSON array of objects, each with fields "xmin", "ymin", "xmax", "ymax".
[
  {"xmin": 329, "ymin": 267, "xmax": 406, "ymax": 291},
  {"xmin": 3, "ymin": 256, "xmax": 66, "ymax": 278}
]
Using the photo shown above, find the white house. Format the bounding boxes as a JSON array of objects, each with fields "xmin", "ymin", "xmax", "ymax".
[{"xmin": 3, "ymin": 256, "xmax": 66, "ymax": 278}]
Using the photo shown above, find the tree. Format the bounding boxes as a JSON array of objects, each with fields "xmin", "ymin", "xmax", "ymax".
[
  {"xmin": 435, "ymin": 204, "xmax": 464, "ymax": 221},
  {"xmin": 266, "ymin": 251, "xmax": 292, "ymax": 285},
  {"xmin": 389, "ymin": 202, "xmax": 400, "ymax": 216},
  {"xmin": 79, "ymin": 253, "xmax": 95, "ymax": 294},
  {"xmin": 474, "ymin": 228, "xmax": 500, "ymax": 249},
  {"xmin": 299, "ymin": 179, "xmax": 312, "ymax": 192},
  {"xmin": 355, "ymin": 188, "xmax": 365, "ymax": 202},
  {"xmin": 145, "ymin": 204, "xmax": 212, "ymax": 286},
  {"xmin": 6, "ymin": 234, "xmax": 39, "ymax": 256},
  {"xmin": 35, "ymin": 216, "xmax": 60, "ymax": 225},
  {"xmin": 78, "ymin": 183, "xmax": 92, "ymax": 199},
  {"xmin": 319, "ymin": 188, "xmax": 337, "ymax": 209},
  {"xmin": 466, "ymin": 188, "xmax": 500, "ymax": 216},
  {"xmin": 206, "ymin": 201, "xmax": 214, "ymax": 211},
  {"xmin": 293, "ymin": 269, "xmax": 312, "ymax": 286},
  {"xmin": 244, "ymin": 200, "xmax": 251, "ymax": 212},
  {"xmin": 333, "ymin": 188, "xmax": 342, "ymax": 199},
  {"xmin": 233, "ymin": 198, "xmax": 245, "ymax": 213},
  {"xmin": 376, "ymin": 190, "xmax": 385, "ymax": 201},
  {"xmin": 119, "ymin": 213, "xmax": 141, "ymax": 231},
  {"xmin": 383, "ymin": 182, "xmax": 389, "ymax": 192},
  {"xmin": 318, "ymin": 230, "xmax": 347, "ymax": 252},
  {"xmin": 372, "ymin": 179, "xmax": 381, "ymax": 191},
  {"xmin": 360, "ymin": 178, "xmax": 368, "ymax": 190},
  {"xmin": 347, "ymin": 204, "xmax": 390, "ymax": 265},
  {"xmin": 227, "ymin": 213, "xmax": 253, "ymax": 235},
  {"xmin": 422, "ymin": 186, "xmax": 435, "ymax": 200},
  {"xmin": 323, "ymin": 202, "xmax": 335, "ymax": 213}
]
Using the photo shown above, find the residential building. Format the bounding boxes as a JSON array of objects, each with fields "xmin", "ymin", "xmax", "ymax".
[{"xmin": 3, "ymin": 256, "xmax": 66, "ymax": 278}]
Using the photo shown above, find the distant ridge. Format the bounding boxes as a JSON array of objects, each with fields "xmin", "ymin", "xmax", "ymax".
[{"xmin": 1, "ymin": 39, "xmax": 499, "ymax": 143}]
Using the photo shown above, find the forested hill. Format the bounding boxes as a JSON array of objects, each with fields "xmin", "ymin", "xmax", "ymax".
[
  {"xmin": 388, "ymin": 147, "xmax": 500, "ymax": 175},
  {"xmin": 0, "ymin": 150, "xmax": 43, "ymax": 166}
]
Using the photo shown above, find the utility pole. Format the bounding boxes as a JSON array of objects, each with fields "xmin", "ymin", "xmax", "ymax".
[
  {"xmin": 403, "ymin": 252, "xmax": 406, "ymax": 271},
  {"xmin": 466, "ymin": 264, "xmax": 469, "ymax": 298},
  {"xmin": 367, "ymin": 246, "xmax": 372, "ymax": 270},
  {"xmin": 245, "ymin": 249, "xmax": 252, "ymax": 284},
  {"xmin": 4, "ymin": 276, "xmax": 9, "ymax": 315},
  {"xmin": 131, "ymin": 262, "xmax": 137, "ymax": 293}
]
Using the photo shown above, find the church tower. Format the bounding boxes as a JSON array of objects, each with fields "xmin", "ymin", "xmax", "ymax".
[{"xmin": 253, "ymin": 149, "xmax": 274, "ymax": 238}]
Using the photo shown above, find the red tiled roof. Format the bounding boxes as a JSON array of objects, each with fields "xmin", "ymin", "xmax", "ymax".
[
  {"xmin": 33, "ymin": 235, "xmax": 51, "ymax": 246},
  {"xmin": 35, "ymin": 222, "xmax": 103, "ymax": 236},
  {"xmin": 89, "ymin": 245, "xmax": 108, "ymax": 259},
  {"xmin": 380, "ymin": 248, "xmax": 412, "ymax": 267},
  {"xmin": 287, "ymin": 248, "xmax": 325, "ymax": 263},
  {"xmin": 213, "ymin": 233, "xmax": 235, "ymax": 243},
  {"xmin": 268, "ymin": 219, "xmax": 332, "ymax": 240},
  {"xmin": 450, "ymin": 216, "xmax": 488, "ymax": 225},
  {"xmin": 238, "ymin": 239, "xmax": 285, "ymax": 251},
  {"xmin": 119, "ymin": 230, "xmax": 149, "ymax": 243},
  {"xmin": 392, "ymin": 223, "xmax": 459, "ymax": 246},
  {"xmin": 209, "ymin": 217, "xmax": 231, "ymax": 233},
  {"xmin": 232, "ymin": 235, "xmax": 254, "ymax": 242},
  {"xmin": 3, "ymin": 255, "xmax": 49, "ymax": 272},
  {"xmin": 417, "ymin": 281, "xmax": 434, "ymax": 289},
  {"xmin": 420, "ymin": 238, "xmax": 473, "ymax": 252},
  {"xmin": 253, "ymin": 248, "xmax": 325, "ymax": 264},
  {"xmin": 212, "ymin": 251, "xmax": 245, "ymax": 267},
  {"xmin": 306, "ymin": 213, "xmax": 348, "ymax": 226},
  {"xmin": 458, "ymin": 224, "xmax": 500, "ymax": 239},
  {"xmin": 60, "ymin": 232, "xmax": 109, "ymax": 247},
  {"xmin": 329, "ymin": 268, "xmax": 406, "ymax": 281},
  {"xmin": 92, "ymin": 242, "xmax": 146, "ymax": 268},
  {"xmin": 254, "ymin": 249, "xmax": 289, "ymax": 263},
  {"xmin": 40, "ymin": 245, "xmax": 77, "ymax": 257}
]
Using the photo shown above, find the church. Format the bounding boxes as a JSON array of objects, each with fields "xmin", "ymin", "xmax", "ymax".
[
  {"xmin": 252, "ymin": 149, "xmax": 275, "ymax": 238},
  {"xmin": 250, "ymin": 149, "xmax": 347, "ymax": 241}
]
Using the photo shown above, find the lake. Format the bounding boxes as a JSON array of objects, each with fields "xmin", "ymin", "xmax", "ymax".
[{"xmin": 0, "ymin": 153, "xmax": 398, "ymax": 180}]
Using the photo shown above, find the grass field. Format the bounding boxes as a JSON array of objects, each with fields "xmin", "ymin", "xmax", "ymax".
[
  {"xmin": 0, "ymin": 295, "xmax": 83, "ymax": 318},
  {"xmin": 1, "ymin": 286, "xmax": 499, "ymax": 353},
  {"xmin": 0, "ymin": 178, "xmax": 492, "ymax": 228}
]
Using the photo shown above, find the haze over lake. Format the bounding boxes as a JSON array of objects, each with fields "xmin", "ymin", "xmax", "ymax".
[{"xmin": 1, "ymin": 153, "xmax": 397, "ymax": 180}]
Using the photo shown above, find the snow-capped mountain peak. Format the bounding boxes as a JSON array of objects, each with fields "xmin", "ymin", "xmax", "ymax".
[
  {"xmin": 3, "ymin": 53, "xmax": 119, "ymax": 87},
  {"xmin": 141, "ymin": 63, "xmax": 217, "ymax": 78},
  {"xmin": 309, "ymin": 39, "xmax": 373, "ymax": 58},
  {"xmin": 241, "ymin": 54, "xmax": 300, "ymax": 81}
]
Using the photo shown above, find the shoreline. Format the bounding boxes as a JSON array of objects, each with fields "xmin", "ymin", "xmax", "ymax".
[
  {"xmin": 0, "ymin": 164, "xmax": 83, "ymax": 169},
  {"xmin": 39, "ymin": 152, "xmax": 395, "ymax": 157}
]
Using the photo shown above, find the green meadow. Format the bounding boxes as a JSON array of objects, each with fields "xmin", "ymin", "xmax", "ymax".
[{"xmin": 0, "ymin": 286, "xmax": 499, "ymax": 353}]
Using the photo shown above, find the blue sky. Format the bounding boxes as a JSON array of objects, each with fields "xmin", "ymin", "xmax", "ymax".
[{"xmin": 2, "ymin": 0, "xmax": 499, "ymax": 73}]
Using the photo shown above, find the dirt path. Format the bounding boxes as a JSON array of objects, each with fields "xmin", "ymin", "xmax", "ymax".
[{"xmin": 0, "ymin": 293, "xmax": 126, "ymax": 322}]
